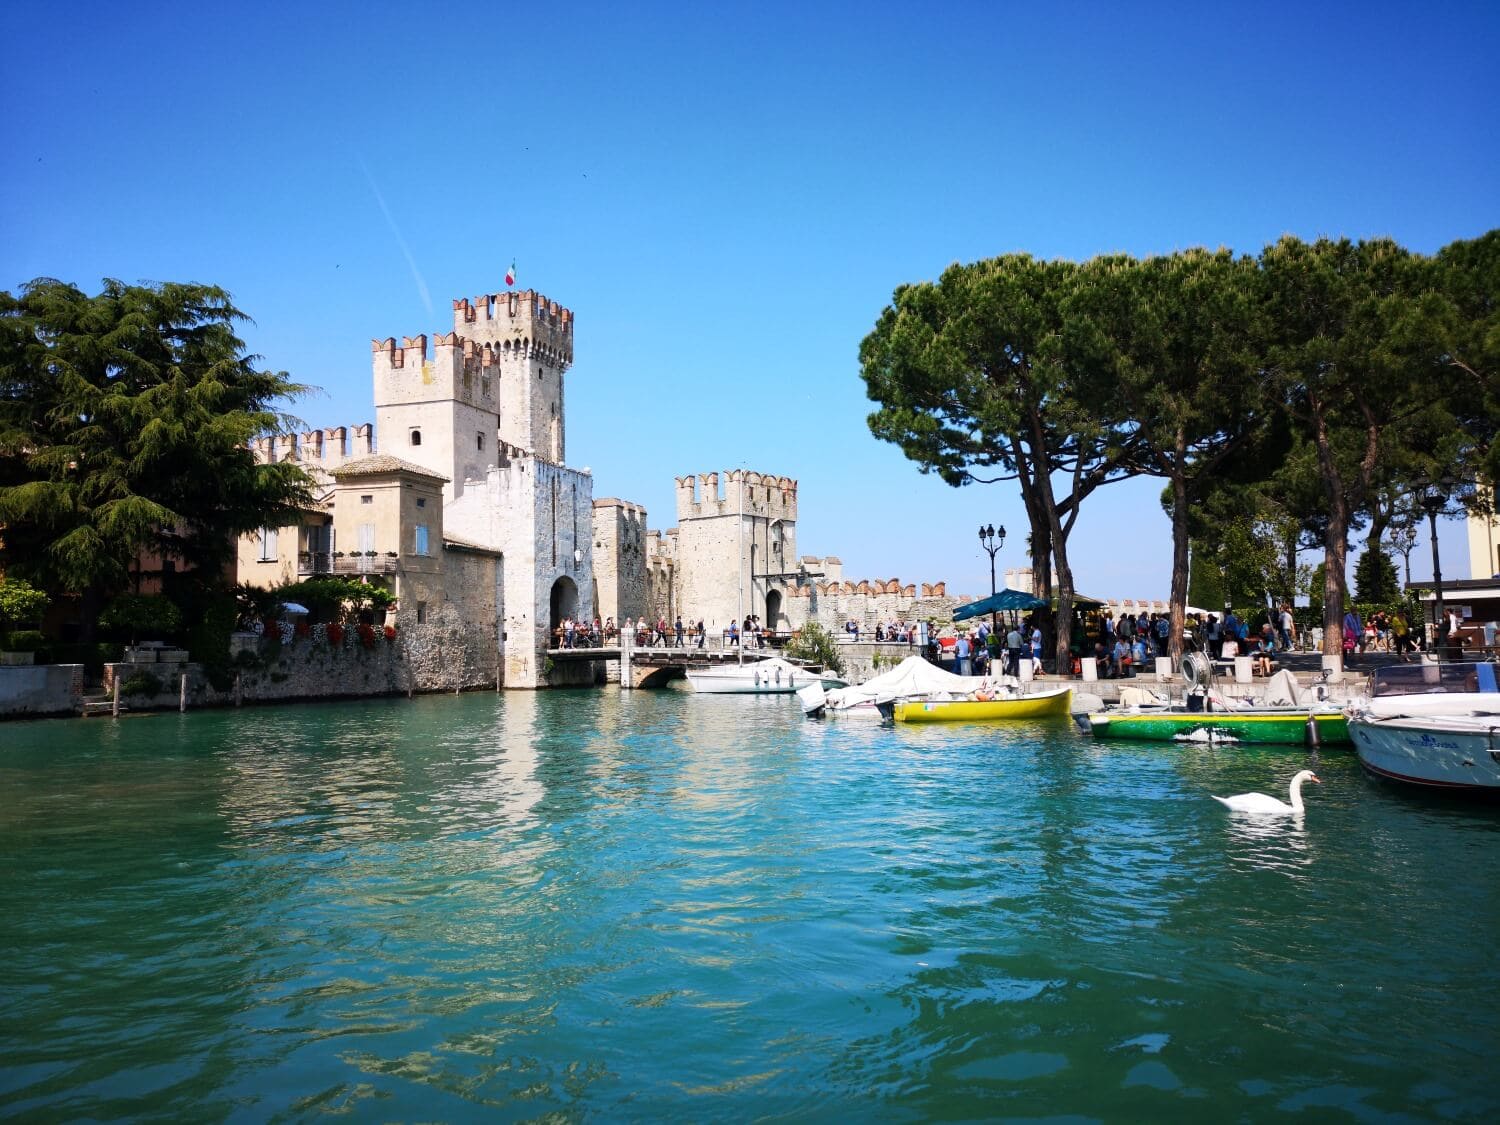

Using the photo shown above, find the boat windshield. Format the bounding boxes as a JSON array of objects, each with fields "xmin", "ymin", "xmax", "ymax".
[{"xmin": 1369, "ymin": 661, "xmax": 1499, "ymax": 697}]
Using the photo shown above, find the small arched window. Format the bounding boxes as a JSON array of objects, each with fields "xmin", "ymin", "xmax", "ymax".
[{"xmin": 410, "ymin": 429, "xmax": 422, "ymax": 447}]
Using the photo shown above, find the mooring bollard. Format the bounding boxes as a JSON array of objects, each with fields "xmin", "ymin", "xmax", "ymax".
[
  {"xmin": 179, "ymin": 672, "xmax": 187, "ymax": 712},
  {"xmin": 111, "ymin": 677, "xmax": 120, "ymax": 718}
]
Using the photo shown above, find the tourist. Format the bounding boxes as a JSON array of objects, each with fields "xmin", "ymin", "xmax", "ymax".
[
  {"xmin": 1005, "ymin": 624, "xmax": 1023, "ymax": 676},
  {"xmin": 1254, "ymin": 630, "xmax": 1276, "ymax": 677},
  {"xmin": 1392, "ymin": 609, "xmax": 1411, "ymax": 659},
  {"xmin": 696, "ymin": 619, "xmax": 706, "ymax": 648},
  {"xmin": 955, "ymin": 631, "xmax": 972, "ymax": 677},
  {"xmin": 674, "ymin": 616, "xmax": 684, "ymax": 647},
  {"xmin": 727, "ymin": 620, "xmax": 739, "ymax": 647},
  {"xmin": 1278, "ymin": 604, "xmax": 1295, "ymax": 651},
  {"xmin": 1343, "ymin": 606, "xmax": 1364, "ymax": 659},
  {"xmin": 1030, "ymin": 623, "xmax": 1043, "ymax": 666},
  {"xmin": 1154, "ymin": 613, "xmax": 1169, "ymax": 656},
  {"xmin": 1113, "ymin": 635, "xmax": 1131, "ymax": 677}
]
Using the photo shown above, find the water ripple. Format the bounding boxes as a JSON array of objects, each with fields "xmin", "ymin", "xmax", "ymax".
[{"xmin": 1, "ymin": 691, "xmax": 1498, "ymax": 1119}]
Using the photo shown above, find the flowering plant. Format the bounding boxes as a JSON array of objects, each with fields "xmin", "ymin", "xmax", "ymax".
[
  {"xmin": 294, "ymin": 621, "xmax": 311, "ymax": 639},
  {"xmin": 326, "ymin": 622, "xmax": 345, "ymax": 647},
  {"xmin": 357, "ymin": 623, "xmax": 377, "ymax": 649},
  {"xmin": 383, "ymin": 624, "xmax": 397, "ymax": 642}
]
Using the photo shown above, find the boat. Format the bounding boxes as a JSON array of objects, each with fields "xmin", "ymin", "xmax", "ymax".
[
  {"xmin": 1080, "ymin": 664, "xmax": 1350, "ymax": 747},
  {"xmin": 1346, "ymin": 660, "xmax": 1500, "ymax": 791},
  {"xmin": 808, "ymin": 655, "xmax": 989, "ymax": 719},
  {"xmin": 1085, "ymin": 704, "xmax": 1349, "ymax": 745},
  {"xmin": 892, "ymin": 686, "xmax": 1073, "ymax": 723},
  {"xmin": 686, "ymin": 657, "xmax": 844, "ymax": 695}
]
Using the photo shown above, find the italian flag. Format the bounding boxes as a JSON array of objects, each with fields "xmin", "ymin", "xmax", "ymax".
[{"xmin": 504, "ymin": 261, "xmax": 516, "ymax": 287}]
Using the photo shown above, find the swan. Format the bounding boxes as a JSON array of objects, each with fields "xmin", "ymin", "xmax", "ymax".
[{"xmin": 1211, "ymin": 769, "xmax": 1320, "ymax": 814}]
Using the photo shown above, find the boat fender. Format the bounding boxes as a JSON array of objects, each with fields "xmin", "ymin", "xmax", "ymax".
[
  {"xmin": 775, "ymin": 667, "xmax": 782, "ymax": 685},
  {"xmin": 753, "ymin": 670, "xmax": 761, "ymax": 687},
  {"xmin": 1306, "ymin": 714, "xmax": 1321, "ymax": 748}
]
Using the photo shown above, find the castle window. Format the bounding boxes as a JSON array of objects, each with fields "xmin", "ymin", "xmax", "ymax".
[
  {"xmin": 416, "ymin": 498, "xmax": 426, "ymax": 509},
  {"xmin": 361, "ymin": 495, "xmax": 373, "ymax": 505},
  {"xmin": 481, "ymin": 376, "xmax": 491, "ymax": 397},
  {"xmin": 416, "ymin": 601, "xmax": 428, "ymax": 624},
  {"xmin": 415, "ymin": 525, "xmax": 430, "ymax": 556},
  {"xmin": 477, "ymin": 433, "xmax": 485, "ymax": 451},
  {"xmin": 410, "ymin": 429, "xmax": 422, "ymax": 447}
]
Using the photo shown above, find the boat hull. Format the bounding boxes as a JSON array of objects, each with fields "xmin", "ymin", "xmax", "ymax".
[
  {"xmin": 1087, "ymin": 709, "xmax": 1349, "ymax": 746},
  {"xmin": 1350, "ymin": 715, "xmax": 1500, "ymax": 791},
  {"xmin": 687, "ymin": 660, "xmax": 840, "ymax": 695},
  {"xmin": 893, "ymin": 688, "xmax": 1072, "ymax": 723}
]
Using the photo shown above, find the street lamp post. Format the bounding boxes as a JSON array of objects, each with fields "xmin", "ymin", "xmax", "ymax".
[
  {"xmin": 1421, "ymin": 479, "xmax": 1450, "ymax": 656},
  {"xmin": 978, "ymin": 523, "xmax": 1007, "ymax": 635}
]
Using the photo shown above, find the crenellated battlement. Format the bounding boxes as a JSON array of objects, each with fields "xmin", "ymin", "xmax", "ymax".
[
  {"xmin": 674, "ymin": 468, "xmax": 799, "ymax": 522},
  {"xmin": 451, "ymin": 288, "xmax": 573, "ymax": 370},
  {"xmin": 250, "ymin": 423, "xmax": 374, "ymax": 474}
]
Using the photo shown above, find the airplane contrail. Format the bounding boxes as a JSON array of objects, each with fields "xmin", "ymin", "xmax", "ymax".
[{"xmin": 358, "ymin": 158, "xmax": 433, "ymax": 317}]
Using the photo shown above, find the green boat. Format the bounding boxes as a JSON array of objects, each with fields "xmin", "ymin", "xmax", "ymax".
[{"xmin": 1082, "ymin": 706, "xmax": 1350, "ymax": 746}]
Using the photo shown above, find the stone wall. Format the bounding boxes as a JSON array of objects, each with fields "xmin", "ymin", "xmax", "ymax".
[
  {"xmin": 784, "ymin": 585, "xmax": 967, "ymax": 635},
  {"xmin": 0, "ymin": 663, "xmax": 85, "ymax": 718}
]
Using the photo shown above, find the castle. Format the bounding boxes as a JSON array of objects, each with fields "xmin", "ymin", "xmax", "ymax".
[
  {"xmin": 238, "ymin": 275, "xmax": 968, "ymax": 690},
  {"xmin": 239, "ymin": 287, "xmax": 595, "ymax": 689}
]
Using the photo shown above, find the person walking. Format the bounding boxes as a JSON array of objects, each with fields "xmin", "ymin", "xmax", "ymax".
[
  {"xmin": 674, "ymin": 616, "xmax": 684, "ymax": 647},
  {"xmin": 1278, "ymin": 603, "xmax": 1296, "ymax": 651}
]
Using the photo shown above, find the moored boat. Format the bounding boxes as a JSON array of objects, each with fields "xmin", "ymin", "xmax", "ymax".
[
  {"xmin": 892, "ymin": 686, "xmax": 1073, "ymax": 723},
  {"xmin": 1086, "ymin": 707, "xmax": 1349, "ymax": 745},
  {"xmin": 1081, "ymin": 666, "xmax": 1349, "ymax": 747},
  {"xmin": 687, "ymin": 657, "xmax": 844, "ymax": 695},
  {"xmin": 1347, "ymin": 660, "xmax": 1500, "ymax": 791}
]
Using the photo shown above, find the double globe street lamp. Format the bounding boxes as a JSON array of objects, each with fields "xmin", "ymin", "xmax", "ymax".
[{"xmin": 978, "ymin": 523, "xmax": 1006, "ymax": 635}]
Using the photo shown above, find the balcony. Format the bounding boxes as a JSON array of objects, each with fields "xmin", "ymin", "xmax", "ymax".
[{"xmin": 300, "ymin": 551, "xmax": 398, "ymax": 576}]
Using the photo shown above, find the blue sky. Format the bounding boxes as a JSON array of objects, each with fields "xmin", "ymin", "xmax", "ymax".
[{"xmin": 4, "ymin": 1, "xmax": 1496, "ymax": 599}]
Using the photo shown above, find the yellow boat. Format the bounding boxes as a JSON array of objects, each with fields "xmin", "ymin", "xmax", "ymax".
[{"xmin": 893, "ymin": 687, "xmax": 1073, "ymax": 723}]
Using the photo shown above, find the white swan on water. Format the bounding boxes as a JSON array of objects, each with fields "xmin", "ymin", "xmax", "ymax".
[{"xmin": 1212, "ymin": 769, "xmax": 1320, "ymax": 814}]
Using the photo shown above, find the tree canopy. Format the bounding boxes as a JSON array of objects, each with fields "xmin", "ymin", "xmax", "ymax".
[
  {"xmin": 862, "ymin": 231, "xmax": 1495, "ymax": 662},
  {"xmin": 0, "ymin": 278, "xmax": 313, "ymax": 631}
]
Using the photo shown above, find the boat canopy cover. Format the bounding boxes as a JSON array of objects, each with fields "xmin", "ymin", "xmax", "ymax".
[
  {"xmin": 952, "ymin": 589, "xmax": 1048, "ymax": 620},
  {"xmin": 827, "ymin": 655, "xmax": 982, "ymax": 708}
]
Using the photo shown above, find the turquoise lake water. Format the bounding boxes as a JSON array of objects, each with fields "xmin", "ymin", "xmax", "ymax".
[{"xmin": 2, "ymin": 688, "xmax": 1498, "ymax": 1121}]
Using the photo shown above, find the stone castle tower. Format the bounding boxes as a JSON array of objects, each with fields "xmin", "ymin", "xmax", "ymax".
[
  {"xmin": 590, "ymin": 498, "xmax": 648, "ymax": 625},
  {"xmin": 371, "ymin": 286, "xmax": 593, "ymax": 688},
  {"xmin": 373, "ymin": 290, "xmax": 574, "ymax": 499},
  {"xmin": 668, "ymin": 470, "xmax": 799, "ymax": 629}
]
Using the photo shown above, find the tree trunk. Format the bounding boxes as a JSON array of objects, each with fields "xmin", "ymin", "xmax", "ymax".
[{"xmin": 1168, "ymin": 470, "xmax": 1191, "ymax": 668}]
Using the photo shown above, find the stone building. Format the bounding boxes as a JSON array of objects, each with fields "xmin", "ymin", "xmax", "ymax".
[
  {"xmin": 632, "ymin": 468, "xmax": 967, "ymax": 635},
  {"xmin": 238, "ymin": 286, "xmax": 597, "ymax": 689},
  {"xmin": 638, "ymin": 470, "xmax": 801, "ymax": 630}
]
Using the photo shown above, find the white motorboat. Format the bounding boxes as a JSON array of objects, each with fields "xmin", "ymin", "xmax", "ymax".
[
  {"xmin": 687, "ymin": 657, "xmax": 843, "ymax": 695},
  {"xmin": 1346, "ymin": 660, "xmax": 1500, "ymax": 791}
]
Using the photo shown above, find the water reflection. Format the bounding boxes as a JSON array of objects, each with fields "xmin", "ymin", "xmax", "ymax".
[
  {"xmin": 1219, "ymin": 810, "xmax": 1314, "ymax": 874},
  {"xmin": 3, "ymin": 696, "xmax": 1499, "ymax": 1119}
]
